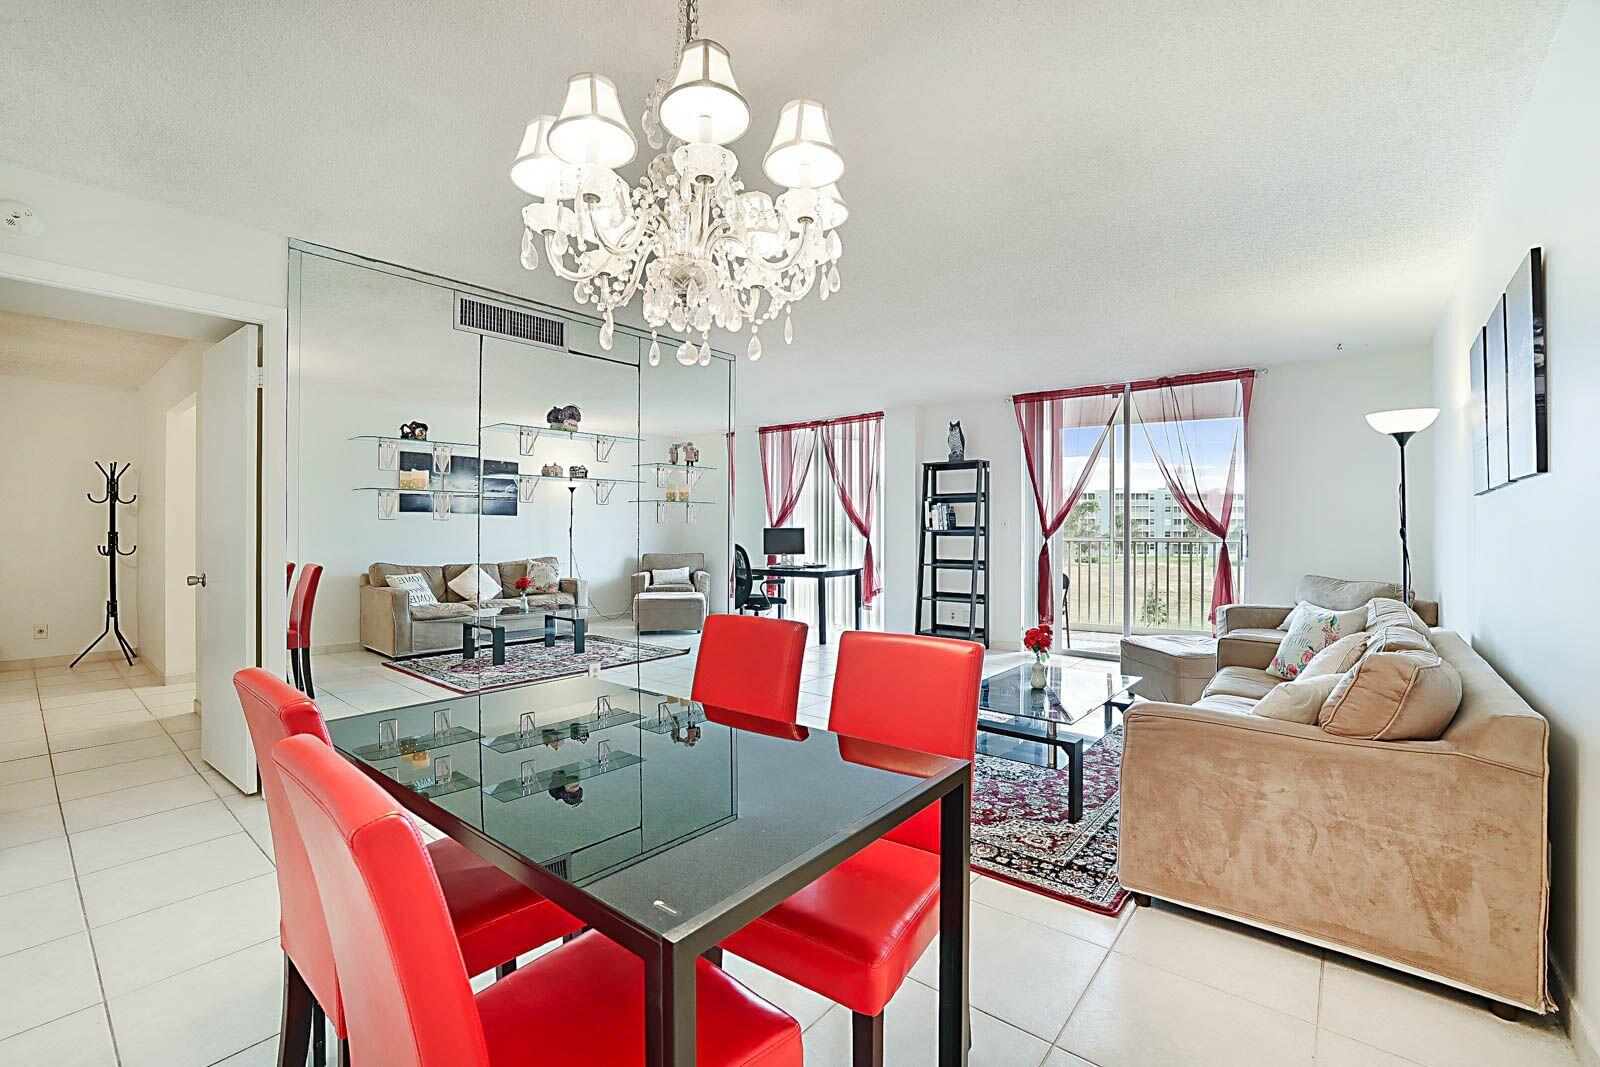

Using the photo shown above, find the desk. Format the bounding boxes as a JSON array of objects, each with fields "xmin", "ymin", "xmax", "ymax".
[
  {"xmin": 328, "ymin": 676, "xmax": 972, "ymax": 1066},
  {"xmin": 750, "ymin": 564, "xmax": 863, "ymax": 644}
]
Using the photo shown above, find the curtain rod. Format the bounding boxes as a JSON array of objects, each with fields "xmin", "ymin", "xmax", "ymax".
[
  {"xmin": 1011, "ymin": 366, "xmax": 1265, "ymax": 405},
  {"xmin": 758, "ymin": 411, "xmax": 885, "ymax": 434}
]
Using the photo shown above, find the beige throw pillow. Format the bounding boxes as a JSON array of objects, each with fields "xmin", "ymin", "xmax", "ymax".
[
  {"xmin": 1366, "ymin": 597, "xmax": 1429, "ymax": 636},
  {"xmin": 1298, "ymin": 632, "xmax": 1368, "ymax": 680},
  {"xmin": 1277, "ymin": 600, "xmax": 1366, "ymax": 634},
  {"xmin": 1268, "ymin": 603, "xmax": 1363, "ymax": 679},
  {"xmin": 1365, "ymin": 624, "xmax": 1433, "ymax": 654},
  {"xmin": 1318, "ymin": 648, "xmax": 1463, "ymax": 741},
  {"xmin": 385, "ymin": 572, "xmax": 439, "ymax": 608},
  {"xmin": 1254, "ymin": 674, "xmax": 1342, "ymax": 724}
]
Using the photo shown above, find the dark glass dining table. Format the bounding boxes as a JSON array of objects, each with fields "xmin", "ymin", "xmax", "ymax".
[{"xmin": 325, "ymin": 673, "xmax": 972, "ymax": 1066}]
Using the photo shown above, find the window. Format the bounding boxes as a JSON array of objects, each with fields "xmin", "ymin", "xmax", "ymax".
[{"xmin": 785, "ymin": 435, "xmax": 884, "ymax": 633}]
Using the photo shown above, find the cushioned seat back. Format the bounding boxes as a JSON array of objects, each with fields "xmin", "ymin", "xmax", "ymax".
[
  {"xmin": 1294, "ymin": 574, "xmax": 1440, "ymax": 626},
  {"xmin": 1430, "ymin": 630, "xmax": 1547, "ymax": 775},
  {"xmin": 692, "ymin": 615, "xmax": 808, "ymax": 733},
  {"xmin": 232, "ymin": 668, "xmax": 343, "ymax": 1031},
  {"xmin": 275, "ymin": 736, "xmax": 490, "ymax": 1067},
  {"xmin": 369, "ymin": 563, "xmax": 446, "ymax": 600},
  {"xmin": 828, "ymin": 632, "xmax": 984, "ymax": 852},
  {"xmin": 643, "ymin": 551, "xmax": 706, "ymax": 575}
]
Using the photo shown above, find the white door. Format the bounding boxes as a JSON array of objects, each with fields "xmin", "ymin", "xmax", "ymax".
[{"xmin": 197, "ymin": 324, "xmax": 260, "ymax": 792}]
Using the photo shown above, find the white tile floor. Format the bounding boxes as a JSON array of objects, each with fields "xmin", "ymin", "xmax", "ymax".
[{"xmin": 0, "ymin": 639, "xmax": 1576, "ymax": 1066}]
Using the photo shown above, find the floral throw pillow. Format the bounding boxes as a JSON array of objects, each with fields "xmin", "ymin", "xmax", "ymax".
[
  {"xmin": 523, "ymin": 559, "xmax": 560, "ymax": 594},
  {"xmin": 1269, "ymin": 607, "xmax": 1349, "ymax": 680}
]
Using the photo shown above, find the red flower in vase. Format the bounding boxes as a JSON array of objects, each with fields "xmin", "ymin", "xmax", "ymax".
[
  {"xmin": 1022, "ymin": 624, "xmax": 1053, "ymax": 655},
  {"xmin": 514, "ymin": 576, "xmax": 534, "ymax": 594}
]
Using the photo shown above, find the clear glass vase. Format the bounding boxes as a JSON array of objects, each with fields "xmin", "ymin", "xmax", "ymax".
[{"xmin": 1029, "ymin": 655, "xmax": 1049, "ymax": 689}]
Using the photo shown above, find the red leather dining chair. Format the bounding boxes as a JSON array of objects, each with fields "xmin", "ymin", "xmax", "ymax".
[
  {"xmin": 272, "ymin": 731, "xmax": 804, "ymax": 1066},
  {"xmin": 287, "ymin": 561, "xmax": 296, "ymax": 590},
  {"xmin": 719, "ymin": 631, "xmax": 984, "ymax": 1065},
  {"xmin": 691, "ymin": 613, "xmax": 810, "ymax": 740},
  {"xmin": 234, "ymin": 669, "xmax": 583, "ymax": 1067},
  {"xmin": 287, "ymin": 563, "xmax": 323, "ymax": 697}
]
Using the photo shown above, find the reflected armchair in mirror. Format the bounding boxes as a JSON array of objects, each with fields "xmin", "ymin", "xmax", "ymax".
[{"xmin": 633, "ymin": 551, "xmax": 709, "ymax": 634}]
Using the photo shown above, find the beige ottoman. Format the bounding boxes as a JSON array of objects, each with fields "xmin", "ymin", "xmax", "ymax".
[
  {"xmin": 1119, "ymin": 634, "xmax": 1218, "ymax": 705},
  {"xmin": 634, "ymin": 591, "xmax": 707, "ymax": 634}
]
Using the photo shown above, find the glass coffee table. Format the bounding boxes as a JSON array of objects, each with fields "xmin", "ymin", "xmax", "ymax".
[
  {"xmin": 978, "ymin": 660, "xmax": 1140, "ymax": 822},
  {"xmin": 542, "ymin": 606, "xmax": 589, "ymax": 654}
]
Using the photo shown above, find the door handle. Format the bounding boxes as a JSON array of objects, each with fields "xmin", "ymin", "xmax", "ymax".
[{"xmin": 187, "ymin": 574, "xmax": 207, "ymax": 587}]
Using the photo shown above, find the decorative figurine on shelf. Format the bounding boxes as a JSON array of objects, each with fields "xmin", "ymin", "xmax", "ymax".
[
  {"xmin": 1023, "ymin": 624, "xmax": 1053, "ymax": 689},
  {"xmin": 667, "ymin": 442, "xmax": 681, "ymax": 464},
  {"xmin": 568, "ymin": 464, "xmax": 589, "ymax": 479},
  {"xmin": 541, "ymin": 462, "xmax": 564, "ymax": 477},
  {"xmin": 681, "ymin": 442, "xmax": 700, "ymax": 466},
  {"xmin": 546, "ymin": 404, "xmax": 582, "ymax": 431},
  {"xmin": 946, "ymin": 421, "xmax": 966, "ymax": 462},
  {"xmin": 399, "ymin": 420, "xmax": 429, "ymax": 440}
]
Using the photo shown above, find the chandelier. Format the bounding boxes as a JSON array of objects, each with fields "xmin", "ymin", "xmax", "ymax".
[{"xmin": 509, "ymin": 0, "xmax": 846, "ymax": 366}]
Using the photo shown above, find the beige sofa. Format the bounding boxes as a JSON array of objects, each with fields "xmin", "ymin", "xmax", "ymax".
[
  {"xmin": 360, "ymin": 557, "xmax": 586, "ymax": 657},
  {"xmin": 632, "ymin": 552, "xmax": 709, "ymax": 634},
  {"xmin": 1119, "ymin": 578, "xmax": 1551, "ymax": 1015}
]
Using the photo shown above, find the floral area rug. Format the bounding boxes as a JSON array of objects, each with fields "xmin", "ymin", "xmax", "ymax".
[
  {"xmin": 386, "ymin": 635, "xmax": 688, "ymax": 694},
  {"xmin": 971, "ymin": 725, "xmax": 1128, "ymax": 915}
]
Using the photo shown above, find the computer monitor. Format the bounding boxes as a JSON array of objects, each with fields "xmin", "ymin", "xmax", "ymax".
[{"xmin": 763, "ymin": 527, "xmax": 806, "ymax": 557}]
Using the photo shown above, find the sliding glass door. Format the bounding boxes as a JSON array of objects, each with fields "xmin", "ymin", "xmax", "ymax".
[{"xmin": 1053, "ymin": 385, "xmax": 1247, "ymax": 656}]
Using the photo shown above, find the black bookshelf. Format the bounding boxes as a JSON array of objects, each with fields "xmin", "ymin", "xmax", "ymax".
[{"xmin": 915, "ymin": 460, "xmax": 990, "ymax": 646}]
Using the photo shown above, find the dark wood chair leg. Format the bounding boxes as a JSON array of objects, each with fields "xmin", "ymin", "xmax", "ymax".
[
  {"xmin": 300, "ymin": 647, "xmax": 316, "ymax": 698},
  {"xmin": 289, "ymin": 650, "xmax": 304, "ymax": 693},
  {"xmin": 311, "ymin": 1000, "xmax": 328, "ymax": 1067},
  {"xmin": 1490, "ymin": 999, "xmax": 1520, "ymax": 1021},
  {"xmin": 337, "ymin": 1038, "xmax": 352, "ymax": 1067},
  {"xmin": 1131, "ymin": 892, "xmax": 1152, "ymax": 908},
  {"xmin": 851, "ymin": 1010, "xmax": 884, "ymax": 1067},
  {"xmin": 496, "ymin": 959, "xmax": 518, "ymax": 979},
  {"xmin": 278, "ymin": 955, "xmax": 314, "ymax": 1067}
]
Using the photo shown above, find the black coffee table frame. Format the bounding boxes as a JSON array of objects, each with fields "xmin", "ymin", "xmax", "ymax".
[
  {"xmin": 544, "ymin": 610, "xmax": 587, "ymax": 654},
  {"xmin": 461, "ymin": 617, "xmax": 511, "ymax": 665}
]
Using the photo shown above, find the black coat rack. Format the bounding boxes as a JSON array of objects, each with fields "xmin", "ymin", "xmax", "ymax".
[{"xmin": 71, "ymin": 461, "xmax": 138, "ymax": 669}]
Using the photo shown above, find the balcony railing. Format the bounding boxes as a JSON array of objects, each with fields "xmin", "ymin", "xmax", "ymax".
[{"xmin": 1060, "ymin": 535, "xmax": 1244, "ymax": 636}]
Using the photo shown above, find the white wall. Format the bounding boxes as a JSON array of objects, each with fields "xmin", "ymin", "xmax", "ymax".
[
  {"xmin": 1429, "ymin": 0, "xmax": 1599, "ymax": 1052},
  {"xmin": 0, "ymin": 375, "xmax": 141, "ymax": 662},
  {"xmin": 135, "ymin": 341, "xmax": 203, "ymax": 678},
  {"xmin": 1247, "ymin": 348, "xmax": 1435, "ymax": 603}
]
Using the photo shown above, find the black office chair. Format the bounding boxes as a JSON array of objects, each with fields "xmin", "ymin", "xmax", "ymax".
[{"xmin": 734, "ymin": 544, "xmax": 787, "ymax": 617}]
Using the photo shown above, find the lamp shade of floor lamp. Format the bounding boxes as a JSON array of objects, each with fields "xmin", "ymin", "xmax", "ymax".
[{"xmin": 1365, "ymin": 407, "xmax": 1438, "ymax": 605}]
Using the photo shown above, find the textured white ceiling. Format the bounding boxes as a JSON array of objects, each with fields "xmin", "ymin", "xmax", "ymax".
[
  {"xmin": 0, "ymin": 0, "xmax": 1567, "ymax": 422},
  {"xmin": 0, "ymin": 309, "xmax": 190, "ymax": 388}
]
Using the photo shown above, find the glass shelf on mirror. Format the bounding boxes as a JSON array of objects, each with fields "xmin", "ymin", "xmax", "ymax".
[
  {"xmin": 353, "ymin": 724, "xmax": 484, "ymax": 760},
  {"xmin": 349, "ymin": 434, "xmax": 480, "ymax": 449},
  {"xmin": 635, "ymin": 462, "xmax": 718, "ymax": 489},
  {"xmin": 629, "ymin": 498, "xmax": 716, "ymax": 505},
  {"xmin": 482, "ymin": 422, "xmax": 641, "ymax": 463},
  {"xmin": 382, "ymin": 766, "xmax": 482, "ymax": 801},
  {"xmin": 484, "ymin": 750, "xmax": 645, "ymax": 803},
  {"xmin": 481, "ymin": 705, "xmax": 644, "ymax": 754}
]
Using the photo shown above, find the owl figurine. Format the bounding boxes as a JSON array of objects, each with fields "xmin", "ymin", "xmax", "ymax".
[{"xmin": 946, "ymin": 421, "xmax": 966, "ymax": 462}]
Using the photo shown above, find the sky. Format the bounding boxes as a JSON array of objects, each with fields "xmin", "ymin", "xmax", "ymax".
[{"xmin": 1063, "ymin": 415, "xmax": 1243, "ymax": 494}]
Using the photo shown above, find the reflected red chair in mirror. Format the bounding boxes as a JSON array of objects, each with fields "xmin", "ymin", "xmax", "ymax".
[
  {"xmin": 233, "ymin": 669, "xmax": 583, "ymax": 1067},
  {"xmin": 691, "ymin": 613, "xmax": 810, "ymax": 741},
  {"xmin": 719, "ymin": 631, "xmax": 984, "ymax": 1066},
  {"xmin": 271, "ymin": 732, "xmax": 804, "ymax": 1066},
  {"xmin": 286, "ymin": 563, "xmax": 322, "ymax": 697}
]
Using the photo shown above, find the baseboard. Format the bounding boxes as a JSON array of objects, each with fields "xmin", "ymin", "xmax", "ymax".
[
  {"xmin": 0, "ymin": 648, "xmax": 139, "ymax": 671},
  {"xmin": 1554, "ymin": 961, "xmax": 1599, "ymax": 1065},
  {"xmin": 312, "ymin": 642, "xmax": 363, "ymax": 656}
]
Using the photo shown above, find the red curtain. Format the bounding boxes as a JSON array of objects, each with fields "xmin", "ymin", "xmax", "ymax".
[
  {"xmin": 1013, "ymin": 386, "xmax": 1123, "ymax": 625},
  {"xmin": 1130, "ymin": 371, "xmax": 1254, "ymax": 626},
  {"xmin": 758, "ymin": 424, "xmax": 816, "ymax": 531},
  {"xmin": 819, "ymin": 413, "xmax": 884, "ymax": 606}
]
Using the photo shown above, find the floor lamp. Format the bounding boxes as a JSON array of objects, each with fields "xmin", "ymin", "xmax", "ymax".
[{"xmin": 1364, "ymin": 407, "xmax": 1439, "ymax": 605}]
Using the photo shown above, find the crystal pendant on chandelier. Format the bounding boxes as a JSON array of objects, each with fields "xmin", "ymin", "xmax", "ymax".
[
  {"xmin": 509, "ymin": 0, "xmax": 846, "ymax": 366},
  {"xmin": 649, "ymin": 332, "xmax": 662, "ymax": 366},
  {"xmin": 747, "ymin": 330, "xmax": 762, "ymax": 361}
]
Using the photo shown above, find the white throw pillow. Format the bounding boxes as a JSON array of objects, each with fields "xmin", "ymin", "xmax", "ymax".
[
  {"xmin": 1278, "ymin": 600, "xmax": 1366, "ymax": 635},
  {"xmin": 1254, "ymin": 674, "xmax": 1342, "ymax": 724},
  {"xmin": 447, "ymin": 564, "xmax": 502, "ymax": 603},
  {"xmin": 385, "ymin": 572, "xmax": 438, "ymax": 608},
  {"xmin": 1268, "ymin": 603, "xmax": 1362, "ymax": 680},
  {"xmin": 652, "ymin": 566, "xmax": 693, "ymax": 585}
]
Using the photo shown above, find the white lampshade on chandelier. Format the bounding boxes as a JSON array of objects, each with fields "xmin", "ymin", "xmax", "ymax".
[{"xmin": 509, "ymin": 0, "xmax": 846, "ymax": 364}]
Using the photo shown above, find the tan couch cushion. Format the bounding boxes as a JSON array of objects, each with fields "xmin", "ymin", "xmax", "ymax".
[
  {"xmin": 1367, "ymin": 597, "xmax": 1430, "ymax": 636},
  {"xmin": 1193, "ymin": 693, "xmax": 1260, "ymax": 715},
  {"xmin": 1295, "ymin": 574, "xmax": 1401, "ymax": 611},
  {"xmin": 411, "ymin": 602, "xmax": 474, "ymax": 621},
  {"xmin": 369, "ymin": 563, "xmax": 445, "ymax": 599},
  {"xmin": 1366, "ymin": 624, "xmax": 1433, "ymax": 654},
  {"xmin": 1254, "ymin": 674, "xmax": 1342, "ymax": 724},
  {"xmin": 1203, "ymin": 666, "xmax": 1279, "ymax": 702},
  {"xmin": 1319, "ymin": 648, "xmax": 1463, "ymax": 741},
  {"xmin": 1222, "ymin": 626, "xmax": 1285, "ymax": 647},
  {"xmin": 1299, "ymin": 633, "xmax": 1369, "ymax": 679}
]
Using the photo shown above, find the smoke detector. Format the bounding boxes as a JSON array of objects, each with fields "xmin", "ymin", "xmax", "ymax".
[{"xmin": 0, "ymin": 201, "xmax": 43, "ymax": 239}]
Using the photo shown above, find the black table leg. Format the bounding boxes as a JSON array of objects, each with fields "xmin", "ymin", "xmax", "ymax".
[
  {"xmin": 854, "ymin": 571, "xmax": 863, "ymax": 631},
  {"xmin": 491, "ymin": 625, "xmax": 506, "ymax": 667},
  {"xmin": 939, "ymin": 777, "xmax": 971, "ymax": 1066},
  {"xmin": 544, "ymin": 613, "xmax": 556, "ymax": 648},
  {"xmin": 817, "ymin": 576, "xmax": 830, "ymax": 645},
  {"xmin": 644, "ymin": 941, "xmax": 697, "ymax": 1067},
  {"xmin": 1068, "ymin": 738, "xmax": 1085, "ymax": 823},
  {"xmin": 573, "ymin": 616, "xmax": 587, "ymax": 653},
  {"xmin": 461, "ymin": 625, "xmax": 474, "ymax": 662}
]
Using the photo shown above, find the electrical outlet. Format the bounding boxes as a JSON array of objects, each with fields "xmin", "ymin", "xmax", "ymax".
[{"xmin": 33, "ymin": 624, "xmax": 47, "ymax": 640}]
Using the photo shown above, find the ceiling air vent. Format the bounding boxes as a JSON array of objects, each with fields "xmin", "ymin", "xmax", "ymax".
[{"xmin": 455, "ymin": 294, "xmax": 565, "ymax": 349}]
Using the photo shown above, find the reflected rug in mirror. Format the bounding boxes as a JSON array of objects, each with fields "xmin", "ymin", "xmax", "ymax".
[
  {"xmin": 385, "ymin": 636, "xmax": 689, "ymax": 695},
  {"xmin": 971, "ymin": 725, "xmax": 1127, "ymax": 915}
]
